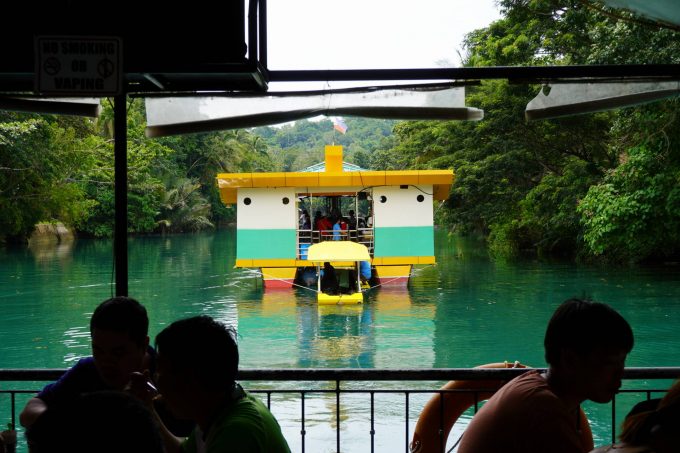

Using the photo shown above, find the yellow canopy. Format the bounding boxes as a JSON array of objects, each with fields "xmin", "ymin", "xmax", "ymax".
[{"xmin": 307, "ymin": 242, "xmax": 371, "ymax": 263}]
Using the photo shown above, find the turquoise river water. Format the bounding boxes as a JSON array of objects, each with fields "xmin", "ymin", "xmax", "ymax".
[{"xmin": 1, "ymin": 228, "xmax": 679, "ymax": 452}]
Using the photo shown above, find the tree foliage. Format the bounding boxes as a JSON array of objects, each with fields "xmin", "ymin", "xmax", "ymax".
[
  {"xmin": 3, "ymin": 2, "xmax": 680, "ymax": 264},
  {"xmin": 0, "ymin": 99, "xmax": 285, "ymax": 241},
  {"xmin": 0, "ymin": 113, "xmax": 97, "ymax": 241},
  {"xmin": 253, "ymin": 117, "xmax": 395, "ymax": 170},
  {"xmin": 378, "ymin": 0, "xmax": 680, "ymax": 262}
]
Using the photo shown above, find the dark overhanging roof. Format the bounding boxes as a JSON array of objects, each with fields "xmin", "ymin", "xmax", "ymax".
[
  {"xmin": 0, "ymin": 1, "xmax": 679, "ymax": 98},
  {"xmin": 0, "ymin": 0, "xmax": 268, "ymax": 95}
]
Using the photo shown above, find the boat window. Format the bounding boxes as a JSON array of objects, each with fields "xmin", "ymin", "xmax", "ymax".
[
  {"xmin": 282, "ymin": 197, "xmax": 289, "ymax": 205},
  {"xmin": 379, "ymin": 196, "xmax": 387, "ymax": 203},
  {"xmin": 243, "ymin": 197, "xmax": 251, "ymax": 205},
  {"xmin": 417, "ymin": 195, "xmax": 425, "ymax": 202}
]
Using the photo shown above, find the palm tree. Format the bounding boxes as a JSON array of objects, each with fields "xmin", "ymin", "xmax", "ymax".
[{"xmin": 157, "ymin": 178, "xmax": 214, "ymax": 233}]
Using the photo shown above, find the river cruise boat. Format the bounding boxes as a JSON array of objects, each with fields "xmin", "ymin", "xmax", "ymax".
[{"xmin": 216, "ymin": 145, "xmax": 454, "ymax": 298}]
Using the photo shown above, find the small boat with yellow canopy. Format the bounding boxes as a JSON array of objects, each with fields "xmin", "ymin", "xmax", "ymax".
[{"xmin": 307, "ymin": 241, "xmax": 371, "ymax": 305}]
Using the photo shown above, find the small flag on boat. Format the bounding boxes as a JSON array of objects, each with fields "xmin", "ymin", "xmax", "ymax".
[{"xmin": 332, "ymin": 117, "xmax": 348, "ymax": 134}]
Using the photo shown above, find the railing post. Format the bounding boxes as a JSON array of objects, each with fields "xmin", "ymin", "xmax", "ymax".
[
  {"xmin": 336, "ymin": 380, "xmax": 341, "ymax": 453},
  {"xmin": 405, "ymin": 391, "xmax": 410, "ymax": 453},
  {"xmin": 439, "ymin": 391, "xmax": 445, "ymax": 453},
  {"xmin": 611, "ymin": 395, "xmax": 617, "ymax": 443},
  {"xmin": 301, "ymin": 391, "xmax": 306, "ymax": 453},
  {"xmin": 370, "ymin": 391, "xmax": 375, "ymax": 453},
  {"xmin": 10, "ymin": 392, "xmax": 16, "ymax": 429}
]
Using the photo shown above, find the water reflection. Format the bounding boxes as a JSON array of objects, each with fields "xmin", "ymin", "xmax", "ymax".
[
  {"xmin": 28, "ymin": 241, "xmax": 74, "ymax": 264},
  {"xmin": 305, "ymin": 303, "xmax": 373, "ymax": 368},
  {"xmin": 234, "ymin": 288, "xmax": 431, "ymax": 370}
]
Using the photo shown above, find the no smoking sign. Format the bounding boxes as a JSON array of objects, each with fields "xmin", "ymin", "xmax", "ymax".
[{"xmin": 35, "ymin": 36, "xmax": 122, "ymax": 95}]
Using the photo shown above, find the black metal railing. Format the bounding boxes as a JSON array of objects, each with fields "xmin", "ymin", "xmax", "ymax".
[{"xmin": 2, "ymin": 367, "xmax": 679, "ymax": 453}]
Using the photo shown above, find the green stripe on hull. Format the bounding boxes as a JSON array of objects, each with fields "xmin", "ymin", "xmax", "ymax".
[
  {"xmin": 374, "ymin": 226, "xmax": 434, "ymax": 257},
  {"xmin": 237, "ymin": 229, "xmax": 296, "ymax": 259}
]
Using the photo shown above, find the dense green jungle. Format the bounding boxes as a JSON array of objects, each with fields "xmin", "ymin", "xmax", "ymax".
[{"xmin": 2, "ymin": 0, "xmax": 680, "ymax": 263}]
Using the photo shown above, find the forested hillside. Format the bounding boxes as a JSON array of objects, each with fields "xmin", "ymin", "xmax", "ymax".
[
  {"xmin": 2, "ymin": 0, "xmax": 679, "ymax": 263},
  {"xmin": 253, "ymin": 117, "xmax": 395, "ymax": 171}
]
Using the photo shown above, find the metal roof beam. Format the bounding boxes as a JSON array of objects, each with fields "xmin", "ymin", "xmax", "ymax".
[{"xmin": 269, "ymin": 65, "xmax": 680, "ymax": 84}]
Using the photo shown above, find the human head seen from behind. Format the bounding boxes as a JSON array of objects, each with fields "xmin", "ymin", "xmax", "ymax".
[
  {"xmin": 26, "ymin": 390, "xmax": 163, "ymax": 453},
  {"xmin": 618, "ymin": 380, "xmax": 680, "ymax": 453},
  {"xmin": 155, "ymin": 315, "xmax": 239, "ymax": 393},
  {"xmin": 544, "ymin": 298, "xmax": 633, "ymax": 403},
  {"xmin": 545, "ymin": 298, "xmax": 633, "ymax": 365}
]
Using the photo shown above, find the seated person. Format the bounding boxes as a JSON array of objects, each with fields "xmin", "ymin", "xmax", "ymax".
[
  {"xmin": 26, "ymin": 390, "xmax": 164, "ymax": 453},
  {"xmin": 130, "ymin": 316, "xmax": 291, "ymax": 453},
  {"xmin": 320, "ymin": 262, "xmax": 339, "ymax": 294},
  {"xmin": 19, "ymin": 296, "xmax": 191, "ymax": 436},
  {"xmin": 590, "ymin": 380, "xmax": 680, "ymax": 453},
  {"xmin": 458, "ymin": 298, "xmax": 634, "ymax": 453}
]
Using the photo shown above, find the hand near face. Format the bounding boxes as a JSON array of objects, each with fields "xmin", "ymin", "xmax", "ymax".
[{"xmin": 125, "ymin": 370, "xmax": 159, "ymax": 407}]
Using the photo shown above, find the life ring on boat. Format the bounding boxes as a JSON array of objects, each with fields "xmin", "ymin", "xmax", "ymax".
[{"xmin": 409, "ymin": 362, "xmax": 593, "ymax": 453}]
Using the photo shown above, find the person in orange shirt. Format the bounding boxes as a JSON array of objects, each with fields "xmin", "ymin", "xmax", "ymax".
[{"xmin": 459, "ymin": 298, "xmax": 634, "ymax": 453}]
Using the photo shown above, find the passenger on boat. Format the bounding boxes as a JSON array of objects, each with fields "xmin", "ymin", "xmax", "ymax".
[
  {"xmin": 315, "ymin": 213, "xmax": 333, "ymax": 241},
  {"xmin": 458, "ymin": 298, "xmax": 634, "ymax": 453},
  {"xmin": 321, "ymin": 262, "xmax": 340, "ymax": 294},
  {"xmin": 590, "ymin": 380, "xmax": 680, "ymax": 453},
  {"xmin": 25, "ymin": 390, "xmax": 164, "ymax": 453},
  {"xmin": 360, "ymin": 260, "xmax": 372, "ymax": 284},
  {"xmin": 130, "ymin": 316, "xmax": 291, "ymax": 453},
  {"xmin": 19, "ymin": 296, "xmax": 191, "ymax": 437},
  {"xmin": 348, "ymin": 210, "xmax": 357, "ymax": 230},
  {"xmin": 299, "ymin": 209, "xmax": 311, "ymax": 230},
  {"xmin": 332, "ymin": 217, "xmax": 348, "ymax": 240}
]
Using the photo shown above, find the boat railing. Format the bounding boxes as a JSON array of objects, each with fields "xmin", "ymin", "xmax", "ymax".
[
  {"xmin": 297, "ymin": 227, "xmax": 375, "ymax": 258},
  {"xmin": 1, "ymin": 367, "xmax": 678, "ymax": 452}
]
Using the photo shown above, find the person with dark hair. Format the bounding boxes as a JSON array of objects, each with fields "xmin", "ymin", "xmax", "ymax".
[
  {"xmin": 20, "ymin": 296, "xmax": 151, "ymax": 428},
  {"xmin": 26, "ymin": 391, "xmax": 164, "ymax": 453},
  {"xmin": 458, "ymin": 298, "xmax": 634, "ymax": 453},
  {"xmin": 19, "ymin": 296, "xmax": 191, "ymax": 436},
  {"xmin": 132, "ymin": 315, "xmax": 290, "ymax": 453},
  {"xmin": 320, "ymin": 261, "xmax": 339, "ymax": 294},
  {"xmin": 590, "ymin": 380, "xmax": 680, "ymax": 453}
]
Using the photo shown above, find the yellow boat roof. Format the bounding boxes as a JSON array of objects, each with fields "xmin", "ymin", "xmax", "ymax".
[
  {"xmin": 216, "ymin": 145, "xmax": 454, "ymax": 204},
  {"xmin": 307, "ymin": 242, "xmax": 371, "ymax": 262}
]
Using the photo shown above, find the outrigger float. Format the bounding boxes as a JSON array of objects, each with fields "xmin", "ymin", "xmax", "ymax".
[{"xmin": 216, "ymin": 145, "xmax": 454, "ymax": 303}]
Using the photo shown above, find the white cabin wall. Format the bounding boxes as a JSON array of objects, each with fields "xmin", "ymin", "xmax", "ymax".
[
  {"xmin": 373, "ymin": 186, "xmax": 434, "ymax": 227},
  {"xmin": 237, "ymin": 188, "xmax": 297, "ymax": 229}
]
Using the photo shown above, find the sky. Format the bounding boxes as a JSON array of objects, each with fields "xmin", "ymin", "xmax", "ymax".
[{"xmin": 266, "ymin": 0, "xmax": 502, "ymax": 90}]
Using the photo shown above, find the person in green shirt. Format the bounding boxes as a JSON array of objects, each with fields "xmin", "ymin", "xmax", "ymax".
[{"xmin": 129, "ymin": 315, "xmax": 290, "ymax": 453}]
